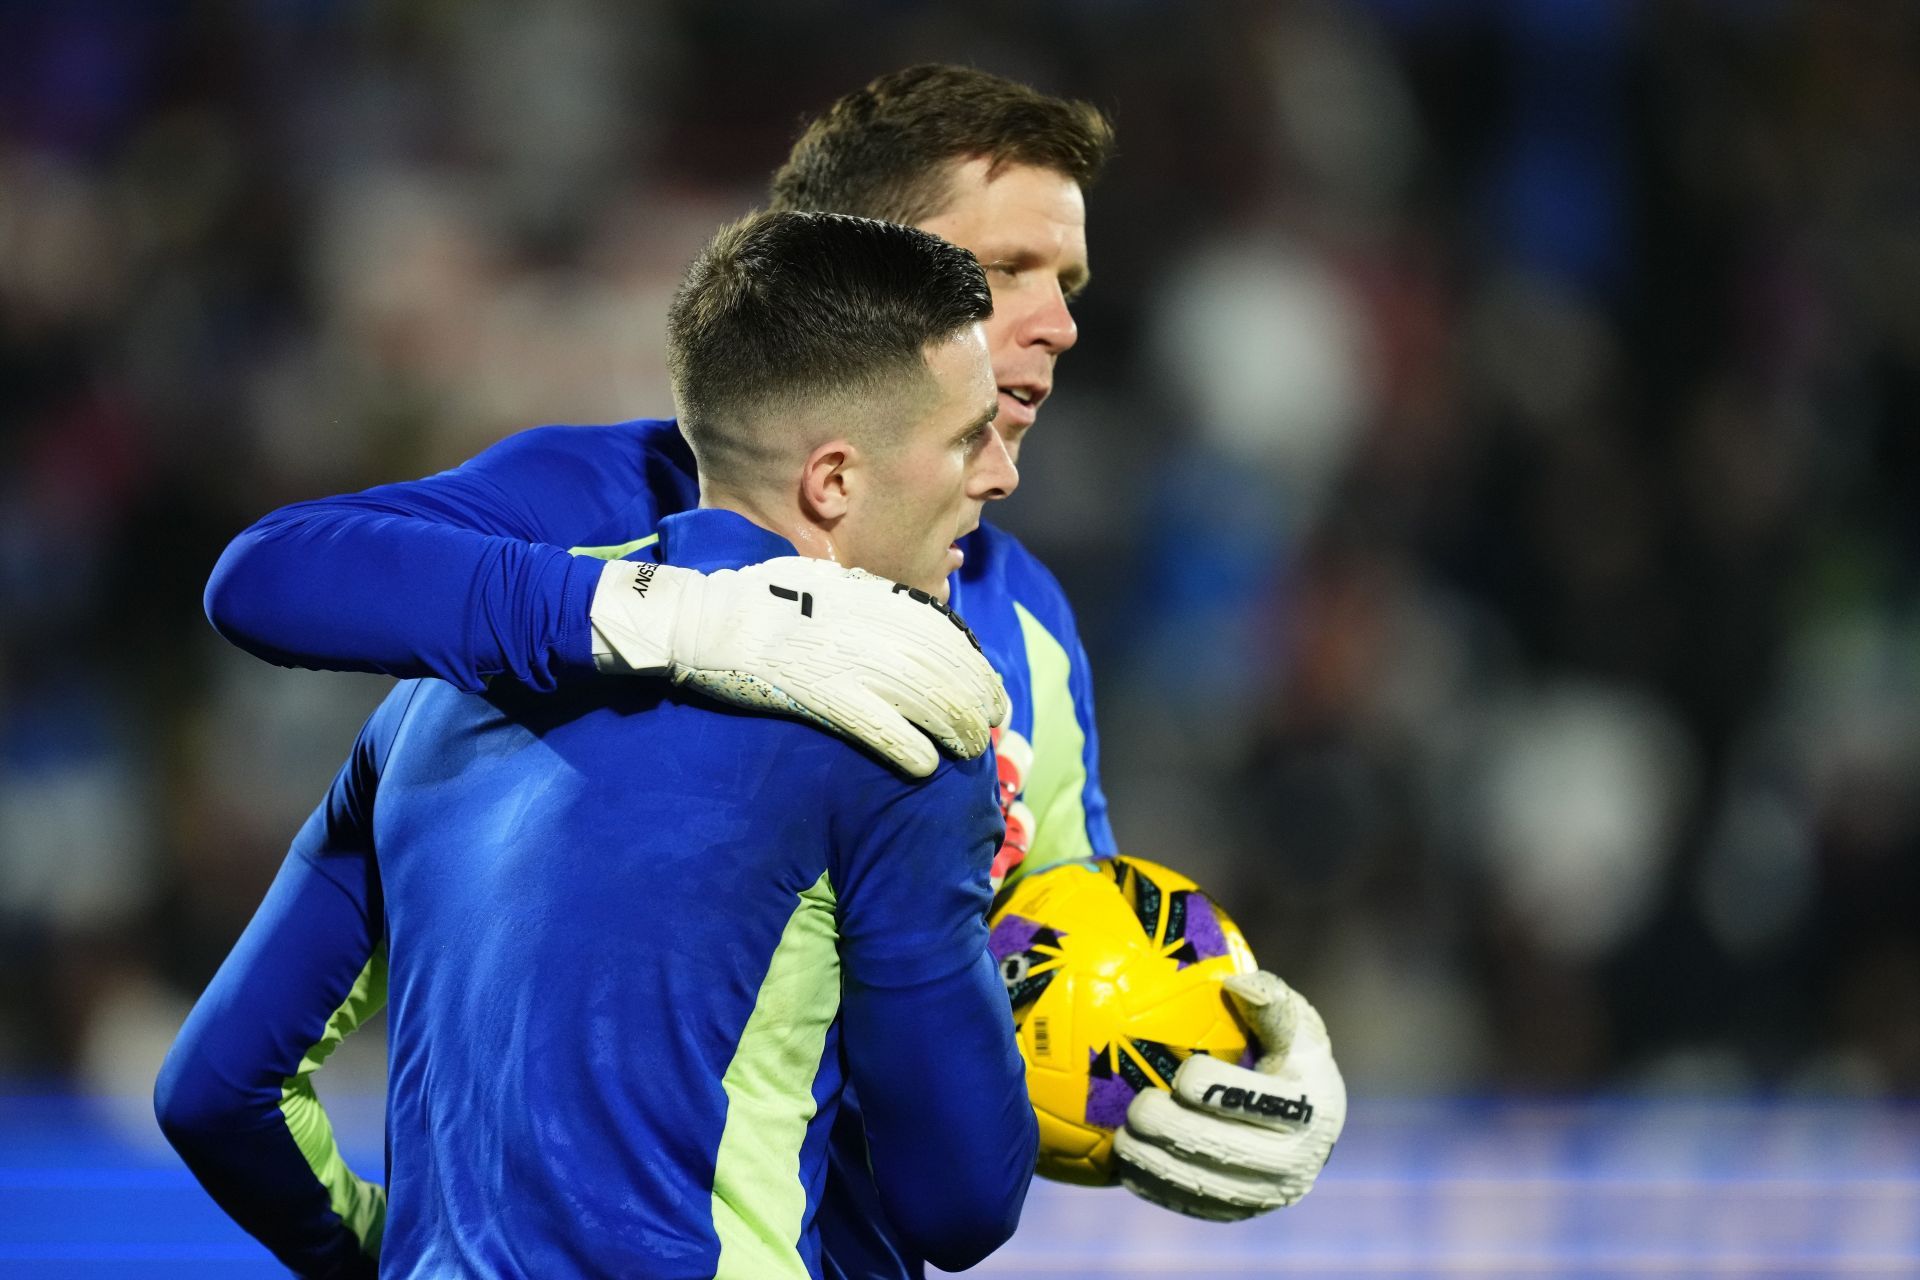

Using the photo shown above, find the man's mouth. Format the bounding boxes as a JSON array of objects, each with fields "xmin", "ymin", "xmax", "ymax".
[{"xmin": 998, "ymin": 385, "xmax": 1046, "ymax": 425}]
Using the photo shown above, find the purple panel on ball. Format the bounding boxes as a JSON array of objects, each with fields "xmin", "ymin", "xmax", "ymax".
[
  {"xmin": 988, "ymin": 914, "xmax": 1043, "ymax": 961},
  {"xmin": 1180, "ymin": 894, "xmax": 1231, "ymax": 965},
  {"xmin": 1084, "ymin": 1067, "xmax": 1136, "ymax": 1129}
]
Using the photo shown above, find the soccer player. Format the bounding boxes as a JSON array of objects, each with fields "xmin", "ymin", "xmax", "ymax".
[
  {"xmin": 200, "ymin": 67, "xmax": 1345, "ymax": 1238},
  {"xmin": 156, "ymin": 211, "xmax": 1038, "ymax": 1279}
]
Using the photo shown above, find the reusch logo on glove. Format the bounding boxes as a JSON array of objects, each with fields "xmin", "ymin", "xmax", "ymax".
[
  {"xmin": 890, "ymin": 582, "xmax": 984, "ymax": 652},
  {"xmin": 629, "ymin": 563, "xmax": 658, "ymax": 598},
  {"xmin": 1201, "ymin": 1084, "xmax": 1314, "ymax": 1124}
]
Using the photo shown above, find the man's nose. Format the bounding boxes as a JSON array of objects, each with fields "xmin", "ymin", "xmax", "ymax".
[
  {"xmin": 975, "ymin": 427, "xmax": 1020, "ymax": 501},
  {"xmin": 1023, "ymin": 283, "xmax": 1077, "ymax": 355}
]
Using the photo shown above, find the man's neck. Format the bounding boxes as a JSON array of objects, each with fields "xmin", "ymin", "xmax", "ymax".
[{"xmin": 697, "ymin": 487, "xmax": 841, "ymax": 567}]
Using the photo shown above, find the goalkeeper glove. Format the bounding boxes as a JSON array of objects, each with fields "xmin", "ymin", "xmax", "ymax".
[
  {"xmin": 589, "ymin": 556, "xmax": 1008, "ymax": 778},
  {"xmin": 1114, "ymin": 971, "xmax": 1346, "ymax": 1221}
]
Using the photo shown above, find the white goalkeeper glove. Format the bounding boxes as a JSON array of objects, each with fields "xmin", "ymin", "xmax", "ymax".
[
  {"xmin": 1114, "ymin": 971, "xmax": 1347, "ymax": 1222},
  {"xmin": 588, "ymin": 556, "xmax": 1008, "ymax": 778}
]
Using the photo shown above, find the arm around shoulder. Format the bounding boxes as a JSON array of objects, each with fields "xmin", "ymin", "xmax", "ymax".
[{"xmin": 204, "ymin": 424, "xmax": 662, "ymax": 690}]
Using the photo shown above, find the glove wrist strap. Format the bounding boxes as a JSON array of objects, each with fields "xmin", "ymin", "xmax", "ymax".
[{"xmin": 589, "ymin": 558, "xmax": 696, "ymax": 675}]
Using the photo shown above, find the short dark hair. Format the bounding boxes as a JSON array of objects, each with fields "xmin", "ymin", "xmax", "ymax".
[
  {"xmin": 768, "ymin": 64, "xmax": 1115, "ymax": 225},
  {"xmin": 667, "ymin": 210, "xmax": 993, "ymax": 485}
]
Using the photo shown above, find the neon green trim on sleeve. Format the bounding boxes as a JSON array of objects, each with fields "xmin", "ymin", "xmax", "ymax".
[
  {"xmin": 568, "ymin": 533, "xmax": 660, "ymax": 560},
  {"xmin": 1015, "ymin": 602, "xmax": 1096, "ymax": 874},
  {"xmin": 279, "ymin": 946, "xmax": 389, "ymax": 1257},
  {"xmin": 711, "ymin": 872, "xmax": 841, "ymax": 1280}
]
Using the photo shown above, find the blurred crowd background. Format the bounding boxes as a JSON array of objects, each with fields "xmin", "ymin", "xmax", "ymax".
[{"xmin": 3, "ymin": 0, "xmax": 1919, "ymax": 1109}]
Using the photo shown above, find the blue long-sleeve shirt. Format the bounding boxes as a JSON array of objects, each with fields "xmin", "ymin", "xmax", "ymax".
[
  {"xmin": 204, "ymin": 419, "xmax": 1116, "ymax": 874},
  {"xmin": 158, "ymin": 508, "xmax": 1038, "ymax": 1279},
  {"xmin": 193, "ymin": 418, "xmax": 1118, "ymax": 1277}
]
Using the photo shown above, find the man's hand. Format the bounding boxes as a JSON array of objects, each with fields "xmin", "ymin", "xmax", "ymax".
[
  {"xmin": 1114, "ymin": 971, "xmax": 1346, "ymax": 1221},
  {"xmin": 590, "ymin": 556, "xmax": 1009, "ymax": 777}
]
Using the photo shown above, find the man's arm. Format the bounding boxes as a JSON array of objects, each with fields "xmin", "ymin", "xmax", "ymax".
[
  {"xmin": 206, "ymin": 422, "xmax": 1006, "ymax": 774},
  {"xmin": 839, "ymin": 954, "xmax": 1037, "ymax": 1270},
  {"xmin": 832, "ymin": 758, "xmax": 1037, "ymax": 1272},
  {"xmin": 205, "ymin": 424, "xmax": 658, "ymax": 692},
  {"xmin": 154, "ymin": 690, "xmax": 410, "ymax": 1278}
]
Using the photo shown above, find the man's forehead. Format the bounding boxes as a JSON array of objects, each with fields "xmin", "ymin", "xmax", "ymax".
[{"xmin": 919, "ymin": 157, "xmax": 1086, "ymax": 226}]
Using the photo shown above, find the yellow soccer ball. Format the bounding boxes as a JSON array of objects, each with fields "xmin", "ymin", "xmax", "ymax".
[{"xmin": 986, "ymin": 856, "xmax": 1259, "ymax": 1185}]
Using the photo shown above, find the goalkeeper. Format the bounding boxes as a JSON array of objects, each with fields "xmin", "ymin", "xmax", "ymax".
[
  {"xmin": 158, "ymin": 212, "xmax": 1037, "ymax": 1278},
  {"xmin": 197, "ymin": 66, "xmax": 1345, "ymax": 1256}
]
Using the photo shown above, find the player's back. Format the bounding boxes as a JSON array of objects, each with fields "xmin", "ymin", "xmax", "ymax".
[{"xmin": 371, "ymin": 672, "xmax": 871, "ymax": 1278}]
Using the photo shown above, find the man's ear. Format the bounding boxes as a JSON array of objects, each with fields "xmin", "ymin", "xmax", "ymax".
[{"xmin": 801, "ymin": 439, "xmax": 859, "ymax": 523}]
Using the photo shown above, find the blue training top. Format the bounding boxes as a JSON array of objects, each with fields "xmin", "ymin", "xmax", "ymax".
[
  {"xmin": 157, "ymin": 507, "xmax": 1038, "ymax": 1280},
  {"xmin": 202, "ymin": 419, "xmax": 1118, "ymax": 876},
  {"xmin": 179, "ymin": 418, "xmax": 1119, "ymax": 1279}
]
